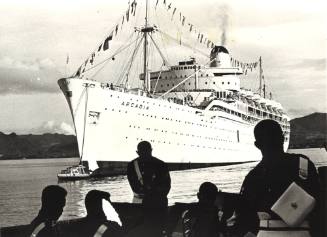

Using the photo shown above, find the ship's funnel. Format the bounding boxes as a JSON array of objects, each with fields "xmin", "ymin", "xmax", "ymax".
[{"xmin": 210, "ymin": 46, "xmax": 231, "ymax": 68}]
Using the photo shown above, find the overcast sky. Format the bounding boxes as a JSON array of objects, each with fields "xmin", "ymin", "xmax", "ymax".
[{"xmin": 0, "ymin": 0, "xmax": 325, "ymax": 134}]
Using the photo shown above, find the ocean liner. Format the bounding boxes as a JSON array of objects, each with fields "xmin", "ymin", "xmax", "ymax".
[{"xmin": 58, "ymin": 0, "xmax": 290, "ymax": 176}]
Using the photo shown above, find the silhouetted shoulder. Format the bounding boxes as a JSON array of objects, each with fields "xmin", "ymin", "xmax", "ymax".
[
  {"xmin": 129, "ymin": 157, "xmax": 139, "ymax": 163},
  {"xmin": 127, "ymin": 158, "xmax": 139, "ymax": 169},
  {"xmin": 153, "ymin": 156, "xmax": 165, "ymax": 163},
  {"xmin": 285, "ymin": 153, "xmax": 317, "ymax": 169},
  {"xmin": 244, "ymin": 161, "xmax": 264, "ymax": 178}
]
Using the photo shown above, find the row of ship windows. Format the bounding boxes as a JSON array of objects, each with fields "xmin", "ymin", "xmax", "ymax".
[
  {"xmin": 210, "ymin": 104, "xmax": 289, "ymax": 126},
  {"xmin": 114, "ymin": 97, "xmax": 254, "ymax": 120},
  {"xmin": 128, "ymin": 124, "xmax": 235, "ymax": 143},
  {"xmin": 105, "ymin": 106, "xmax": 240, "ymax": 133},
  {"xmin": 105, "ymin": 106, "xmax": 255, "ymax": 133},
  {"xmin": 155, "ymin": 81, "xmax": 237, "ymax": 88},
  {"xmin": 107, "ymin": 93, "xmax": 284, "ymax": 126},
  {"xmin": 171, "ymin": 66, "xmax": 196, "ymax": 70},
  {"xmin": 154, "ymin": 73, "xmax": 228, "ymax": 80},
  {"xmin": 134, "ymin": 112, "xmax": 237, "ymax": 133},
  {"xmin": 107, "ymin": 94, "xmax": 289, "ymax": 128},
  {"xmin": 109, "ymin": 99, "xmax": 290, "ymax": 130},
  {"xmin": 219, "ymin": 111, "xmax": 288, "ymax": 128},
  {"xmin": 130, "ymin": 137, "xmax": 238, "ymax": 151}
]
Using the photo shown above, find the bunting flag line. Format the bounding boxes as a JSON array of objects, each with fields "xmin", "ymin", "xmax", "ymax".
[
  {"xmin": 158, "ymin": 1, "xmax": 214, "ymax": 50},
  {"xmin": 75, "ymin": 0, "xmax": 222, "ymax": 77},
  {"xmin": 131, "ymin": 0, "xmax": 137, "ymax": 16},
  {"xmin": 126, "ymin": 8, "xmax": 130, "ymax": 22},
  {"xmin": 103, "ymin": 33, "xmax": 113, "ymax": 51},
  {"xmin": 74, "ymin": 1, "xmax": 136, "ymax": 77},
  {"xmin": 230, "ymin": 57, "xmax": 259, "ymax": 72},
  {"xmin": 115, "ymin": 25, "xmax": 119, "ymax": 35},
  {"xmin": 90, "ymin": 52, "xmax": 95, "ymax": 65},
  {"xmin": 171, "ymin": 7, "xmax": 176, "ymax": 20}
]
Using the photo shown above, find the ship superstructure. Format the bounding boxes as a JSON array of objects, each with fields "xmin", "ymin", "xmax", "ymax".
[{"xmin": 58, "ymin": 0, "xmax": 290, "ymax": 175}]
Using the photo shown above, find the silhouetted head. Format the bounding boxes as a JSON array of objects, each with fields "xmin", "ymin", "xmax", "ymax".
[
  {"xmin": 40, "ymin": 185, "xmax": 67, "ymax": 221},
  {"xmin": 85, "ymin": 190, "xmax": 110, "ymax": 218},
  {"xmin": 254, "ymin": 119, "xmax": 284, "ymax": 157},
  {"xmin": 137, "ymin": 141, "xmax": 152, "ymax": 159},
  {"xmin": 197, "ymin": 182, "xmax": 218, "ymax": 206}
]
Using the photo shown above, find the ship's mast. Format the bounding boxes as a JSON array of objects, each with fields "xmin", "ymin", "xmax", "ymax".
[
  {"xmin": 142, "ymin": 0, "xmax": 153, "ymax": 92},
  {"xmin": 258, "ymin": 56, "xmax": 267, "ymax": 98},
  {"xmin": 259, "ymin": 56, "xmax": 262, "ymax": 97}
]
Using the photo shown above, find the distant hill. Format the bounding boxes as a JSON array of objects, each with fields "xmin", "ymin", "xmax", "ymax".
[
  {"xmin": 289, "ymin": 112, "xmax": 327, "ymax": 148},
  {"xmin": 0, "ymin": 132, "xmax": 79, "ymax": 159}
]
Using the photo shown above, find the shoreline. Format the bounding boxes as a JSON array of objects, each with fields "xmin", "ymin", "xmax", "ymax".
[{"xmin": 1, "ymin": 147, "xmax": 326, "ymax": 161}]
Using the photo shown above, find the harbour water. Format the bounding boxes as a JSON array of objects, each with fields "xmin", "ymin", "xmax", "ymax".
[{"xmin": 0, "ymin": 148, "xmax": 326, "ymax": 227}]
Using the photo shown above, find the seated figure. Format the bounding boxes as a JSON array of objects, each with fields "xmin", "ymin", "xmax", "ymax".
[
  {"xmin": 29, "ymin": 185, "xmax": 67, "ymax": 237},
  {"xmin": 181, "ymin": 182, "xmax": 222, "ymax": 237}
]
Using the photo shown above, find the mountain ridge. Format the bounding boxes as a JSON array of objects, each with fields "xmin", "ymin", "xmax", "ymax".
[{"xmin": 289, "ymin": 112, "xmax": 326, "ymax": 148}]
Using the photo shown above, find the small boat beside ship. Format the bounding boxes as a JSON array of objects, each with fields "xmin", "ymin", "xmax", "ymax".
[{"xmin": 57, "ymin": 165, "xmax": 91, "ymax": 181}]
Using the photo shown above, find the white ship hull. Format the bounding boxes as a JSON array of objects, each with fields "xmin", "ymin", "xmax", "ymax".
[{"xmin": 58, "ymin": 78, "xmax": 289, "ymax": 176}]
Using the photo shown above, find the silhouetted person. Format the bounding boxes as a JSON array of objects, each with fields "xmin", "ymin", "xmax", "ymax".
[
  {"xmin": 29, "ymin": 185, "xmax": 67, "ymax": 237},
  {"xmin": 235, "ymin": 119, "xmax": 320, "ymax": 237},
  {"xmin": 127, "ymin": 141, "xmax": 171, "ymax": 237},
  {"xmin": 66, "ymin": 190, "xmax": 123, "ymax": 237},
  {"xmin": 182, "ymin": 182, "xmax": 221, "ymax": 237}
]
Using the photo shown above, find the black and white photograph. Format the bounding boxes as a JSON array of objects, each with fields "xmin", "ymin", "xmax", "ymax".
[{"xmin": 0, "ymin": 0, "xmax": 326, "ymax": 236}]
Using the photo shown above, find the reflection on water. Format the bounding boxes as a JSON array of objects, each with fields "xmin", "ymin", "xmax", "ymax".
[{"xmin": 0, "ymin": 148, "xmax": 326, "ymax": 227}]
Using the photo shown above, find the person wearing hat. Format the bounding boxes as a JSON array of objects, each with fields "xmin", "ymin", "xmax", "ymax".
[
  {"xmin": 235, "ymin": 119, "xmax": 320, "ymax": 237},
  {"xmin": 181, "ymin": 182, "xmax": 222, "ymax": 237},
  {"xmin": 29, "ymin": 185, "xmax": 67, "ymax": 237}
]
